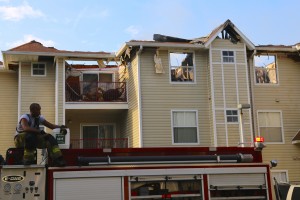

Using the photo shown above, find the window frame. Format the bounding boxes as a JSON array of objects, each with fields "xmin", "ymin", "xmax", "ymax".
[
  {"xmin": 222, "ymin": 50, "xmax": 235, "ymax": 63},
  {"xmin": 271, "ymin": 170, "xmax": 289, "ymax": 184},
  {"xmin": 171, "ymin": 110, "xmax": 199, "ymax": 145},
  {"xmin": 169, "ymin": 51, "xmax": 196, "ymax": 84},
  {"xmin": 129, "ymin": 175, "xmax": 203, "ymax": 199},
  {"xmin": 257, "ymin": 110, "xmax": 284, "ymax": 144},
  {"xmin": 31, "ymin": 62, "xmax": 46, "ymax": 76},
  {"xmin": 80, "ymin": 123, "xmax": 116, "ymax": 148},
  {"xmin": 226, "ymin": 109, "xmax": 239, "ymax": 123},
  {"xmin": 254, "ymin": 54, "xmax": 279, "ymax": 85},
  {"xmin": 80, "ymin": 71, "xmax": 115, "ymax": 98}
]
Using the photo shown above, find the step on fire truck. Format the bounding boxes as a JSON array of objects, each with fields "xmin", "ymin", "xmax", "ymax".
[{"xmin": 0, "ymin": 134, "xmax": 273, "ymax": 200}]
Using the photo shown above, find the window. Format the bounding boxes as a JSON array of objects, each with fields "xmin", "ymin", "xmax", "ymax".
[
  {"xmin": 222, "ymin": 51, "xmax": 234, "ymax": 63},
  {"xmin": 32, "ymin": 63, "xmax": 46, "ymax": 76},
  {"xmin": 254, "ymin": 55, "xmax": 278, "ymax": 84},
  {"xmin": 82, "ymin": 124, "xmax": 115, "ymax": 148},
  {"xmin": 272, "ymin": 170, "xmax": 288, "ymax": 184},
  {"xmin": 257, "ymin": 111, "xmax": 283, "ymax": 143},
  {"xmin": 226, "ymin": 110, "xmax": 238, "ymax": 123},
  {"xmin": 170, "ymin": 52, "xmax": 194, "ymax": 82},
  {"xmin": 172, "ymin": 110, "xmax": 198, "ymax": 144},
  {"xmin": 130, "ymin": 175, "xmax": 203, "ymax": 199},
  {"xmin": 80, "ymin": 72, "xmax": 114, "ymax": 101}
]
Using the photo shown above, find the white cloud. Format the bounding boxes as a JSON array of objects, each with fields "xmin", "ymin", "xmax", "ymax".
[
  {"xmin": 0, "ymin": 3, "xmax": 44, "ymax": 21},
  {"xmin": 7, "ymin": 35, "xmax": 55, "ymax": 49},
  {"xmin": 125, "ymin": 25, "xmax": 140, "ymax": 37}
]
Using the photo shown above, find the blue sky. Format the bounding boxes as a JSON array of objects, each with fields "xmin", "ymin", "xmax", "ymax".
[{"xmin": 0, "ymin": 0, "xmax": 299, "ymax": 60}]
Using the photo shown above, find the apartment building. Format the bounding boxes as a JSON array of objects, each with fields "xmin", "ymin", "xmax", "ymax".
[{"xmin": 0, "ymin": 19, "xmax": 299, "ymax": 185}]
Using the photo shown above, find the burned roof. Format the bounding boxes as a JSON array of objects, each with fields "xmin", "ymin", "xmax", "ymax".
[
  {"xmin": 150, "ymin": 20, "xmax": 254, "ymax": 50},
  {"xmin": 153, "ymin": 34, "xmax": 192, "ymax": 43},
  {"xmin": 7, "ymin": 40, "xmax": 111, "ymax": 55}
]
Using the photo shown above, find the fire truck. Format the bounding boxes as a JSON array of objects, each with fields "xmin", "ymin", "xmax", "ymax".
[{"xmin": 0, "ymin": 134, "xmax": 273, "ymax": 200}]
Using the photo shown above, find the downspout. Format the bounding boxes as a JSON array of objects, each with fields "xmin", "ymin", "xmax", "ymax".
[
  {"xmin": 55, "ymin": 58, "xmax": 59, "ymax": 125},
  {"xmin": 17, "ymin": 62, "xmax": 22, "ymax": 119},
  {"xmin": 249, "ymin": 49, "xmax": 257, "ymax": 142},
  {"xmin": 137, "ymin": 45, "xmax": 143, "ymax": 147}
]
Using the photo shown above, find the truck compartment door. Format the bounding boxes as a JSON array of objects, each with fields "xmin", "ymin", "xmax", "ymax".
[{"xmin": 54, "ymin": 177, "xmax": 122, "ymax": 200}]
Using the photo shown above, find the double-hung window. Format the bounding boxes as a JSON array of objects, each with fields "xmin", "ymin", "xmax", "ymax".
[
  {"xmin": 226, "ymin": 110, "xmax": 238, "ymax": 123},
  {"xmin": 172, "ymin": 110, "xmax": 198, "ymax": 144},
  {"xmin": 170, "ymin": 52, "xmax": 195, "ymax": 82},
  {"xmin": 32, "ymin": 63, "xmax": 46, "ymax": 76},
  {"xmin": 257, "ymin": 111, "xmax": 284, "ymax": 143},
  {"xmin": 222, "ymin": 51, "xmax": 234, "ymax": 63}
]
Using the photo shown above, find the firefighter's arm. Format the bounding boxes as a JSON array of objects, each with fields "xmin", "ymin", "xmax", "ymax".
[
  {"xmin": 43, "ymin": 120, "xmax": 68, "ymax": 135},
  {"xmin": 20, "ymin": 118, "xmax": 41, "ymax": 134}
]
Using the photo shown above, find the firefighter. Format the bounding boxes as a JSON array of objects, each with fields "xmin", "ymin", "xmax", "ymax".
[{"xmin": 15, "ymin": 103, "xmax": 67, "ymax": 166}]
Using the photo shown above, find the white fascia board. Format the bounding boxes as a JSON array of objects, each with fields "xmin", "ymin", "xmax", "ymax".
[
  {"xmin": 256, "ymin": 46, "xmax": 296, "ymax": 52},
  {"xmin": 116, "ymin": 41, "xmax": 205, "ymax": 57},
  {"xmin": 204, "ymin": 33, "xmax": 221, "ymax": 49},
  {"xmin": 231, "ymin": 26, "xmax": 255, "ymax": 50},
  {"xmin": 2, "ymin": 50, "xmax": 116, "ymax": 59}
]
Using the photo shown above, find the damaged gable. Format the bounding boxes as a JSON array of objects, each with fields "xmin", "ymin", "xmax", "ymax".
[
  {"xmin": 151, "ymin": 20, "xmax": 255, "ymax": 50},
  {"xmin": 193, "ymin": 19, "xmax": 255, "ymax": 50}
]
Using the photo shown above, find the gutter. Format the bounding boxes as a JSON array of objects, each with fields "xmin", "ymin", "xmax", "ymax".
[
  {"xmin": 2, "ymin": 50, "xmax": 116, "ymax": 59},
  {"xmin": 256, "ymin": 46, "xmax": 297, "ymax": 53}
]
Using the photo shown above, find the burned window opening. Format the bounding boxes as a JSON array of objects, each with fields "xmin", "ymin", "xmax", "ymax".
[
  {"xmin": 218, "ymin": 24, "xmax": 241, "ymax": 44},
  {"xmin": 254, "ymin": 55, "xmax": 278, "ymax": 84},
  {"xmin": 170, "ymin": 52, "xmax": 194, "ymax": 82}
]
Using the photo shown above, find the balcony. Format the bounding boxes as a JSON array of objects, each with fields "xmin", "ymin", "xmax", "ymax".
[
  {"xmin": 70, "ymin": 138, "xmax": 129, "ymax": 149},
  {"xmin": 66, "ymin": 81, "xmax": 127, "ymax": 103}
]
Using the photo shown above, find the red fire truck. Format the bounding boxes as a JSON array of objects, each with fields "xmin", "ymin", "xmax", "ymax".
[{"xmin": 1, "ymin": 142, "xmax": 273, "ymax": 200}]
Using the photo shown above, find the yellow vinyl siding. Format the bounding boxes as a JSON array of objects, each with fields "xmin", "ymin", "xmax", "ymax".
[
  {"xmin": 212, "ymin": 64, "xmax": 224, "ymax": 107},
  {"xmin": 57, "ymin": 58, "xmax": 64, "ymax": 125},
  {"xmin": 216, "ymin": 125, "xmax": 226, "ymax": 146},
  {"xmin": 227, "ymin": 125, "xmax": 240, "ymax": 146},
  {"xmin": 252, "ymin": 54, "xmax": 300, "ymax": 182},
  {"xmin": 123, "ymin": 56, "xmax": 140, "ymax": 147},
  {"xmin": 224, "ymin": 64, "xmax": 237, "ymax": 106},
  {"xmin": 212, "ymin": 38, "xmax": 245, "ymax": 49},
  {"xmin": 215, "ymin": 110, "xmax": 225, "ymax": 123},
  {"xmin": 211, "ymin": 39, "xmax": 251, "ymax": 146},
  {"xmin": 140, "ymin": 49, "xmax": 211, "ymax": 147},
  {"xmin": 0, "ymin": 71, "xmax": 18, "ymax": 156},
  {"xmin": 20, "ymin": 62, "xmax": 56, "ymax": 132}
]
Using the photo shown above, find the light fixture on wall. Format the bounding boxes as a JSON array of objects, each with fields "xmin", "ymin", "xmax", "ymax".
[{"xmin": 270, "ymin": 160, "xmax": 278, "ymax": 168}]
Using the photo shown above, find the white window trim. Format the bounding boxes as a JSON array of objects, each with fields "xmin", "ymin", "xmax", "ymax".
[
  {"xmin": 80, "ymin": 71, "xmax": 115, "ymax": 82},
  {"xmin": 31, "ymin": 62, "xmax": 47, "ymax": 77},
  {"xmin": 257, "ymin": 110, "xmax": 285, "ymax": 144},
  {"xmin": 171, "ymin": 109, "xmax": 199, "ymax": 145},
  {"xmin": 254, "ymin": 54, "xmax": 279, "ymax": 86},
  {"xmin": 80, "ymin": 123, "xmax": 116, "ymax": 138},
  {"xmin": 222, "ymin": 50, "xmax": 235, "ymax": 63},
  {"xmin": 80, "ymin": 123, "xmax": 117, "ymax": 148},
  {"xmin": 169, "ymin": 50, "xmax": 196, "ymax": 84},
  {"xmin": 271, "ymin": 170, "xmax": 289, "ymax": 184},
  {"xmin": 226, "ymin": 109, "xmax": 239, "ymax": 124}
]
